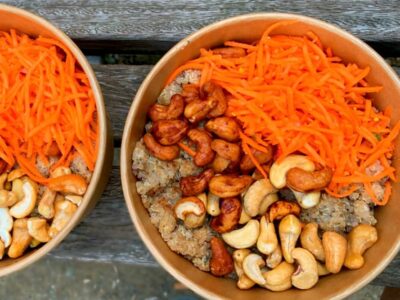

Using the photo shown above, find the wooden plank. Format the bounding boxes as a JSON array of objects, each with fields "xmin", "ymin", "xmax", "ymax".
[{"xmin": 7, "ymin": 0, "xmax": 400, "ymax": 51}]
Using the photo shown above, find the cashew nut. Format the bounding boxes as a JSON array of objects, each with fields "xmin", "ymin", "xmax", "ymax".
[
  {"xmin": 322, "ymin": 231, "xmax": 347, "ymax": 274},
  {"xmin": 205, "ymin": 117, "xmax": 240, "ymax": 142},
  {"xmin": 211, "ymin": 139, "xmax": 241, "ymax": 165},
  {"xmin": 222, "ymin": 219, "xmax": 259, "ymax": 249},
  {"xmin": 239, "ymin": 208, "xmax": 251, "ymax": 224},
  {"xmin": 344, "ymin": 224, "xmax": 378, "ymax": 270},
  {"xmin": 184, "ymin": 98, "xmax": 217, "ymax": 123},
  {"xmin": 0, "ymin": 190, "xmax": 18, "ymax": 207},
  {"xmin": 47, "ymin": 174, "xmax": 87, "ymax": 196},
  {"xmin": 143, "ymin": 133, "xmax": 180, "ymax": 161},
  {"xmin": 8, "ymin": 218, "xmax": 32, "ymax": 258},
  {"xmin": 279, "ymin": 214, "xmax": 302, "ymax": 263},
  {"xmin": 287, "ymin": 167, "xmax": 333, "ymax": 192},
  {"xmin": 9, "ymin": 177, "xmax": 38, "ymax": 218},
  {"xmin": 263, "ymin": 261, "xmax": 295, "ymax": 292},
  {"xmin": 152, "ymin": 119, "xmax": 188, "ymax": 145},
  {"xmin": 0, "ymin": 239, "xmax": 4, "ymax": 259},
  {"xmin": 48, "ymin": 200, "xmax": 78, "ymax": 238},
  {"xmin": 65, "ymin": 195, "xmax": 83, "ymax": 206},
  {"xmin": 181, "ymin": 83, "xmax": 200, "ymax": 103},
  {"xmin": 187, "ymin": 128, "xmax": 215, "ymax": 167},
  {"xmin": 210, "ymin": 237, "xmax": 234, "ymax": 276},
  {"xmin": 292, "ymin": 190, "xmax": 321, "ymax": 209},
  {"xmin": 7, "ymin": 168, "xmax": 25, "ymax": 182},
  {"xmin": 0, "ymin": 173, "xmax": 7, "ymax": 190},
  {"xmin": 174, "ymin": 196, "xmax": 206, "ymax": 229},
  {"xmin": 268, "ymin": 200, "xmax": 301, "ymax": 222},
  {"xmin": 242, "ymin": 253, "xmax": 266, "ymax": 285},
  {"xmin": 240, "ymin": 147, "xmax": 273, "ymax": 172},
  {"xmin": 0, "ymin": 208, "xmax": 13, "ymax": 247},
  {"xmin": 267, "ymin": 245, "xmax": 283, "ymax": 269},
  {"xmin": 291, "ymin": 248, "xmax": 319, "ymax": 290},
  {"xmin": 300, "ymin": 223, "xmax": 325, "ymax": 262},
  {"xmin": 209, "ymin": 174, "xmax": 253, "ymax": 198},
  {"xmin": 317, "ymin": 261, "xmax": 330, "ymax": 276},
  {"xmin": 30, "ymin": 238, "xmax": 41, "ymax": 248},
  {"xmin": 11, "ymin": 178, "xmax": 24, "ymax": 201},
  {"xmin": 269, "ymin": 155, "xmax": 315, "ymax": 189},
  {"xmin": 257, "ymin": 216, "xmax": 278, "ymax": 255},
  {"xmin": 27, "ymin": 217, "xmax": 50, "ymax": 243},
  {"xmin": 38, "ymin": 188, "xmax": 57, "ymax": 219},
  {"xmin": 243, "ymin": 179, "xmax": 277, "ymax": 217},
  {"xmin": 206, "ymin": 192, "xmax": 220, "ymax": 216},
  {"xmin": 148, "ymin": 94, "xmax": 185, "ymax": 121},
  {"xmin": 210, "ymin": 197, "xmax": 241, "ymax": 233},
  {"xmin": 211, "ymin": 155, "xmax": 231, "ymax": 173},
  {"xmin": 233, "ymin": 249, "xmax": 256, "ymax": 289},
  {"xmin": 259, "ymin": 193, "xmax": 278, "ymax": 216},
  {"xmin": 50, "ymin": 166, "xmax": 72, "ymax": 178},
  {"xmin": 202, "ymin": 81, "xmax": 227, "ymax": 118},
  {"xmin": 180, "ymin": 169, "xmax": 214, "ymax": 196}
]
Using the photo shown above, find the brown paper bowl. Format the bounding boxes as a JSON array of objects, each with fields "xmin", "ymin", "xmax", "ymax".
[
  {"xmin": 0, "ymin": 4, "xmax": 113, "ymax": 276},
  {"xmin": 121, "ymin": 13, "xmax": 400, "ymax": 299}
]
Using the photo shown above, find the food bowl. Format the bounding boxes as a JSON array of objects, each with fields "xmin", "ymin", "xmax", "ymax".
[
  {"xmin": 0, "ymin": 4, "xmax": 113, "ymax": 276},
  {"xmin": 121, "ymin": 13, "xmax": 400, "ymax": 299}
]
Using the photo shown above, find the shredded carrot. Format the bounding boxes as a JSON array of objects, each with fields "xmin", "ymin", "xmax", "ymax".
[
  {"xmin": 168, "ymin": 22, "xmax": 399, "ymax": 205},
  {"xmin": 0, "ymin": 30, "xmax": 98, "ymax": 183},
  {"xmin": 178, "ymin": 141, "xmax": 196, "ymax": 157}
]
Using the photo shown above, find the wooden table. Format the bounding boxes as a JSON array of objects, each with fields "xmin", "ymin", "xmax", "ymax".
[{"xmin": 7, "ymin": 0, "xmax": 400, "ymax": 288}]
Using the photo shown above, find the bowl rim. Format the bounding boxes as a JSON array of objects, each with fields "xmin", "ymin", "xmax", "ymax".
[
  {"xmin": 121, "ymin": 12, "xmax": 400, "ymax": 299},
  {"xmin": 0, "ymin": 4, "xmax": 110, "ymax": 276}
]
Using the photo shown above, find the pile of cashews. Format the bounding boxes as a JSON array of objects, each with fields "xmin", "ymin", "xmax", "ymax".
[{"xmin": 0, "ymin": 166, "xmax": 88, "ymax": 260}]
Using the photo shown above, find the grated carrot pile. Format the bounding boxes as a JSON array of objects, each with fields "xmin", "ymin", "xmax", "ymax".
[
  {"xmin": 0, "ymin": 30, "xmax": 98, "ymax": 183},
  {"xmin": 167, "ymin": 21, "xmax": 399, "ymax": 205}
]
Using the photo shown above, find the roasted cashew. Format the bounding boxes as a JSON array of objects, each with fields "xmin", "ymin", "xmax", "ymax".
[
  {"xmin": 8, "ymin": 218, "xmax": 32, "ymax": 258},
  {"xmin": 263, "ymin": 261, "xmax": 295, "ymax": 292},
  {"xmin": 0, "ymin": 239, "xmax": 4, "ymax": 259},
  {"xmin": 184, "ymin": 98, "xmax": 217, "ymax": 123},
  {"xmin": 174, "ymin": 196, "xmax": 206, "ymax": 229},
  {"xmin": 243, "ymin": 253, "xmax": 266, "ymax": 285},
  {"xmin": 267, "ymin": 245, "xmax": 283, "ymax": 269},
  {"xmin": 206, "ymin": 192, "xmax": 220, "ymax": 216},
  {"xmin": 152, "ymin": 119, "xmax": 188, "ymax": 146},
  {"xmin": 233, "ymin": 249, "xmax": 255, "ymax": 290},
  {"xmin": 47, "ymin": 174, "xmax": 88, "ymax": 196},
  {"xmin": 322, "ymin": 231, "xmax": 347, "ymax": 274},
  {"xmin": 201, "ymin": 81, "xmax": 227, "ymax": 118},
  {"xmin": 0, "ymin": 173, "xmax": 7, "ymax": 190},
  {"xmin": 10, "ymin": 177, "xmax": 38, "ymax": 218},
  {"xmin": 222, "ymin": 219, "xmax": 259, "ymax": 249},
  {"xmin": 269, "ymin": 155, "xmax": 315, "ymax": 189},
  {"xmin": 0, "ymin": 208, "xmax": 13, "ymax": 247},
  {"xmin": 292, "ymin": 190, "xmax": 321, "ymax": 209},
  {"xmin": 184, "ymin": 193, "xmax": 207, "ymax": 229},
  {"xmin": 148, "ymin": 94, "xmax": 185, "ymax": 121},
  {"xmin": 48, "ymin": 200, "xmax": 78, "ymax": 238},
  {"xmin": 210, "ymin": 237, "xmax": 234, "ymax": 276},
  {"xmin": 279, "ymin": 214, "xmax": 302, "ymax": 263},
  {"xmin": 211, "ymin": 139, "xmax": 241, "ymax": 164},
  {"xmin": 30, "ymin": 238, "xmax": 41, "ymax": 248},
  {"xmin": 11, "ymin": 178, "xmax": 24, "ymax": 201},
  {"xmin": 240, "ymin": 147, "xmax": 273, "ymax": 172},
  {"xmin": 181, "ymin": 83, "xmax": 200, "ymax": 103},
  {"xmin": 7, "ymin": 168, "xmax": 25, "ymax": 182},
  {"xmin": 209, "ymin": 174, "xmax": 253, "ymax": 198},
  {"xmin": 291, "ymin": 248, "xmax": 319, "ymax": 290},
  {"xmin": 239, "ymin": 208, "xmax": 251, "ymax": 224},
  {"xmin": 243, "ymin": 179, "xmax": 277, "ymax": 217},
  {"xmin": 143, "ymin": 133, "xmax": 180, "ymax": 161},
  {"xmin": 257, "ymin": 216, "xmax": 278, "ymax": 255},
  {"xmin": 38, "ymin": 188, "xmax": 57, "ymax": 219},
  {"xmin": 0, "ymin": 190, "xmax": 18, "ymax": 207},
  {"xmin": 205, "ymin": 117, "xmax": 240, "ymax": 142},
  {"xmin": 212, "ymin": 47, "xmax": 246, "ymax": 58},
  {"xmin": 259, "ymin": 194, "xmax": 278, "ymax": 216},
  {"xmin": 65, "ymin": 195, "xmax": 83, "ymax": 206},
  {"xmin": 287, "ymin": 167, "xmax": 333, "ymax": 192},
  {"xmin": 344, "ymin": 224, "xmax": 378, "ymax": 270},
  {"xmin": 50, "ymin": 166, "xmax": 72, "ymax": 178},
  {"xmin": 211, "ymin": 155, "xmax": 231, "ymax": 173},
  {"xmin": 300, "ymin": 223, "xmax": 325, "ymax": 262},
  {"xmin": 210, "ymin": 197, "xmax": 241, "ymax": 233},
  {"xmin": 180, "ymin": 169, "xmax": 214, "ymax": 196},
  {"xmin": 268, "ymin": 200, "xmax": 301, "ymax": 222},
  {"xmin": 27, "ymin": 217, "xmax": 50, "ymax": 243},
  {"xmin": 317, "ymin": 261, "xmax": 330, "ymax": 276},
  {"xmin": 187, "ymin": 128, "xmax": 215, "ymax": 167}
]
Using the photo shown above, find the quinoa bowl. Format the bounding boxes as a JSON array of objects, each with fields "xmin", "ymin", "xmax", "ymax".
[
  {"xmin": 121, "ymin": 13, "xmax": 400, "ymax": 299},
  {"xmin": 0, "ymin": 4, "xmax": 113, "ymax": 276}
]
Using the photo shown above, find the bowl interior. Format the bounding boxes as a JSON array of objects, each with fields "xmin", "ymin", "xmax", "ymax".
[
  {"xmin": 0, "ymin": 5, "xmax": 113, "ymax": 276},
  {"xmin": 121, "ymin": 14, "xmax": 400, "ymax": 300}
]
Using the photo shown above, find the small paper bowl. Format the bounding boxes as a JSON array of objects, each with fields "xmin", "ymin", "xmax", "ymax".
[
  {"xmin": 121, "ymin": 13, "xmax": 400, "ymax": 299},
  {"xmin": 0, "ymin": 4, "xmax": 113, "ymax": 277}
]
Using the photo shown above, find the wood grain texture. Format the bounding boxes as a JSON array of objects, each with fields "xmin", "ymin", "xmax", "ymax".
[{"xmin": 7, "ymin": 0, "xmax": 400, "ymax": 46}]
